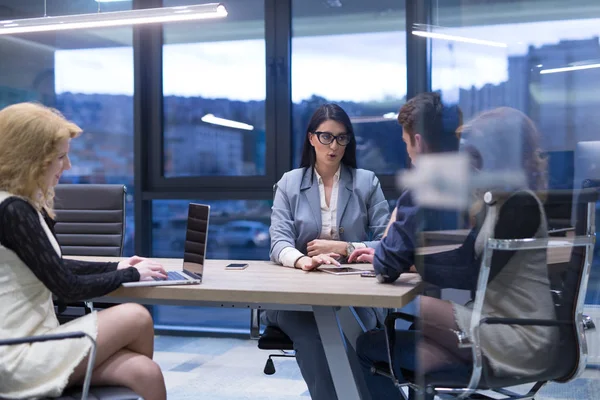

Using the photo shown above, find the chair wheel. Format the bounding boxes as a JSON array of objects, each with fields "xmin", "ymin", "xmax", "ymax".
[{"xmin": 264, "ymin": 358, "xmax": 276, "ymax": 375}]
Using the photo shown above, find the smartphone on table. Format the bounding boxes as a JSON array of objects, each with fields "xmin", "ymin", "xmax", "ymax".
[{"xmin": 225, "ymin": 263, "xmax": 249, "ymax": 270}]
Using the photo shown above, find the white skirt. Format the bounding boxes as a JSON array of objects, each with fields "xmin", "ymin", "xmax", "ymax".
[{"xmin": 1, "ymin": 311, "xmax": 98, "ymax": 399}]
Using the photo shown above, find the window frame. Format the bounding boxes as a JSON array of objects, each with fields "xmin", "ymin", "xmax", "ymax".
[{"xmin": 133, "ymin": 0, "xmax": 429, "ymax": 256}]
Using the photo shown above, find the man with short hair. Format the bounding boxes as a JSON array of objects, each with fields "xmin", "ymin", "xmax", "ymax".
[{"xmin": 349, "ymin": 92, "xmax": 463, "ymax": 281}]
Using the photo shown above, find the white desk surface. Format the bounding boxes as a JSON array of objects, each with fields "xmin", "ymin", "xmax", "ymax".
[{"xmin": 71, "ymin": 257, "xmax": 422, "ymax": 309}]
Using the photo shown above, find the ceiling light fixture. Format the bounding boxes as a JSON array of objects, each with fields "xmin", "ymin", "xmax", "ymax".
[
  {"xmin": 0, "ymin": 3, "xmax": 226, "ymax": 35},
  {"xmin": 412, "ymin": 30, "xmax": 507, "ymax": 48},
  {"xmin": 201, "ymin": 114, "xmax": 254, "ymax": 131},
  {"xmin": 540, "ymin": 63, "xmax": 600, "ymax": 75}
]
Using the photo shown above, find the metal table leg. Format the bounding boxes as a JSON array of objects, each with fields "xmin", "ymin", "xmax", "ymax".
[
  {"xmin": 250, "ymin": 308, "xmax": 260, "ymax": 339},
  {"xmin": 313, "ymin": 305, "xmax": 363, "ymax": 400}
]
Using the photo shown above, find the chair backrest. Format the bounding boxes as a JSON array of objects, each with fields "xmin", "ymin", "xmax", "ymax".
[
  {"xmin": 53, "ymin": 184, "xmax": 126, "ymax": 257},
  {"xmin": 550, "ymin": 187, "xmax": 598, "ymax": 382},
  {"xmin": 544, "ymin": 190, "xmax": 575, "ymax": 234},
  {"xmin": 472, "ymin": 189, "xmax": 596, "ymax": 388}
]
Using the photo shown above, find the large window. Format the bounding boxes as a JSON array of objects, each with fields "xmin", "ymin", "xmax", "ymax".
[
  {"xmin": 152, "ymin": 199, "xmax": 271, "ymax": 260},
  {"xmin": 291, "ymin": 0, "xmax": 408, "ymax": 173},
  {"xmin": 0, "ymin": 0, "xmax": 135, "ymax": 255},
  {"xmin": 430, "ymin": 0, "xmax": 600, "ymax": 304},
  {"xmin": 162, "ymin": 0, "xmax": 266, "ymax": 178}
]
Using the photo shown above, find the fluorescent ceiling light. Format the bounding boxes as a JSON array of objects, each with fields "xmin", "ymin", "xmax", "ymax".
[
  {"xmin": 0, "ymin": 3, "xmax": 226, "ymax": 35},
  {"xmin": 540, "ymin": 63, "xmax": 600, "ymax": 75},
  {"xmin": 412, "ymin": 30, "xmax": 507, "ymax": 48},
  {"xmin": 201, "ymin": 114, "xmax": 254, "ymax": 131},
  {"xmin": 350, "ymin": 116, "xmax": 395, "ymax": 124},
  {"xmin": 383, "ymin": 112, "xmax": 398, "ymax": 119}
]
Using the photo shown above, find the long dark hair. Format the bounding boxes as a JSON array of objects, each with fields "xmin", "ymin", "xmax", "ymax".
[{"xmin": 299, "ymin": 103, "xmax": 357, "ymax": 170}]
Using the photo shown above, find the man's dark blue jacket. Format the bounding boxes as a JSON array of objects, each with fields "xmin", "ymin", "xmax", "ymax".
[{"xmin": 373, "ymin": 190, "xmax": 463, "ymax": 283}]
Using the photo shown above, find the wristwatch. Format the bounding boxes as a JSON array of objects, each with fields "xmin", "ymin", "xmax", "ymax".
[{"xmin": 346, "ymin": 242, "xmax": 355, "ymax": 257}]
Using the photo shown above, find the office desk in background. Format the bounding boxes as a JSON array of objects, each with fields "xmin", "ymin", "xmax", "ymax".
[
  {"xmin": 421, "ymin": 229, "xmax": 471, "ymax": 247},
  {"xmin": 417, "ymin": 236, "xmax": 575, "ymax": 264},
  {"xmin": 70, "ymin": 257, "xmax": 422, "ymax": 400}
]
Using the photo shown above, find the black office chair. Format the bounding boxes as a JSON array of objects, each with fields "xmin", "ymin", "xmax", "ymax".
[
  {"xmin": 52, "ymin": 184, "xmax": 126, "ymax": 323},
  {"xmin": 369, "ymin": 189, "xmax": 598, "ymax": 400},
  {"xmin": 256, "ymin": 309, "xmax": 296, "ymax": 375}
]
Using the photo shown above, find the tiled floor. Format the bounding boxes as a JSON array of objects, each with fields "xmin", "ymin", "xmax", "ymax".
[
  {"xmin": 154, "ymin": 336, "xmax": 309, "ymax": 399},
  {"xmin": 154, "ymin": 334, "xmax": 600, "ymax": 400}
]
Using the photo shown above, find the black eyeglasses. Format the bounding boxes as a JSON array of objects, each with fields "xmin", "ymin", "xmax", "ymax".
[{"xmin": 313, "ymin": 131, "xmax": 352, "ymax": 146}]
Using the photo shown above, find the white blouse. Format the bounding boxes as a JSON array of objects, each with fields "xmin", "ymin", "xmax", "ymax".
[{"xmin": 278, "ymin": 167, "xmax": 366, "ymax": 267}]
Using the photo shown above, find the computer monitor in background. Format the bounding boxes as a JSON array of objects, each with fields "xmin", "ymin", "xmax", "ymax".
[{"xmin": 572, "ymin": 141, "xmax": 600, "ymax": 226}]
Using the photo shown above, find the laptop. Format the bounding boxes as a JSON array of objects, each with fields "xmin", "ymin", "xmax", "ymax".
[{"xmin": 122, "ymin": 203, "xmax": 210, "ymax": 287}]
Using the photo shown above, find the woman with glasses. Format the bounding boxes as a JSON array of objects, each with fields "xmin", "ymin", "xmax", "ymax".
[{"xmin": 265, "ymin": 103, "xmax": 390, "ymax": 400}]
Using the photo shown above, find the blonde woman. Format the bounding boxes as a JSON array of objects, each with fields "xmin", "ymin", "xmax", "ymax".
[{"xmin": 0, "ymin": 103, "xmax": 167, "ymax": 400}]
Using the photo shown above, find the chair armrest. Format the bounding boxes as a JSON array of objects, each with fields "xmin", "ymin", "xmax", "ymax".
[
  {"xmin": 0, "ymin": 331, "xmax": 87, "ymax": 347},
  {"xmin": 0, "ymin": 331, "xmax": 97, "ymax": 400},
  {"xmin": 381, "ymin": 311, "xmax": 419, "ymax": 387},
  {"xmin": 583, "ymin": 315, "xmax": 596, "ymax": 331},
  {"xmin": 384, "ymin": 311, "xmax": 416, "ymax": 325},
  {"xmin": 480, "ymin": 317, "xmax": 573, "ymax": 327}
]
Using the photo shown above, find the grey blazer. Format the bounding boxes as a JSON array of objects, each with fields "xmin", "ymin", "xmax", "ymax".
[{"xmin": 270, "ymin": 165, "xmax": 390, "ymax": 263}]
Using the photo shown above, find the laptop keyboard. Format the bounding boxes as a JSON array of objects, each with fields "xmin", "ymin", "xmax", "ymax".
[{"xmin": 153, "ymin": 271, "xmax": 187, "ymax": 281}]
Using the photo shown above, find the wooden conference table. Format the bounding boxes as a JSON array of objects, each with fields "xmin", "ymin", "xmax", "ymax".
[
  {"xmin": 75, "ymin": 256, "xmax": 422, "ymax": 400},
  {"xmin": 75, "ymin": 238, "xmax": 574, "ymax": 399}
]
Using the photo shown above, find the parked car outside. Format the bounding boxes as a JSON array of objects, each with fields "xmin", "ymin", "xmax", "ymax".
[{"xmin": 215, "ymin": 220, "xmax": 270, "ymax": 247}]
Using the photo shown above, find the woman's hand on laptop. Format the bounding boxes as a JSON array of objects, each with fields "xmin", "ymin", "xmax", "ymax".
[
  {"xmin": 118, "ymin": 256, "xmax": 167, "ymax": 280},
  {"xmin": 133, "ymin": 260, "xmax": 168, "ymax": 281},
  {"xmin": 117, "ymin": 255, "xmax": 147, "ymax": 270}
]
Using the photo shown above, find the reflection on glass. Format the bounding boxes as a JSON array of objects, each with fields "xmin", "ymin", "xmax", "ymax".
[
  {"xmin": 162, "ymin": 0, "xmax": 266, "ymax": 177},
  {"xmin": 430, "ymin": 0, "xmax": 600, "ymax": 303},
  {"xmin": 0, "ymin": 1, "xmax": 135, "ymax": 255},
  {"xmin": 291, "ymin": 0, "xmax": 408, "ymax": 173}
]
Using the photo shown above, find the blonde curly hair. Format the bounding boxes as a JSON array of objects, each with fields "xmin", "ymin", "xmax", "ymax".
[{"xmin": 0, "ymin": 102, "xmax": 81, "ymax": 218}]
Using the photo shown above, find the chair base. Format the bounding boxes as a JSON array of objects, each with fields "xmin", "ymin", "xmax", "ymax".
[
  {"xmin": 371, "ymin": 362, "xmax": 546, "ymax": 400},
  {"xmin": 263, "ymin": 353, "xmax": 296, "ymax": 375}
]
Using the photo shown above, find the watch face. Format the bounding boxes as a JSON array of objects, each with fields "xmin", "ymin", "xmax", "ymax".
[{"xmin": 347, "ymin": 243, "xmax": 355, "ymax": 254}]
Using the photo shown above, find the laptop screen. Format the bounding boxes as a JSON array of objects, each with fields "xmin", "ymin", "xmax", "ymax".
[{"xmin": 183, "ymin": 203, "xmax": 210, "ymax": 276}]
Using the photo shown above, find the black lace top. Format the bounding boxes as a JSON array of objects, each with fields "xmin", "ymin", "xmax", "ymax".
[{"xmin": 0, "ymin": 197, "xmax": 140, "ymax": 302}]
